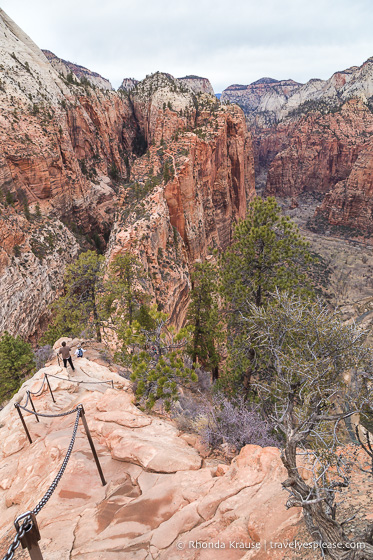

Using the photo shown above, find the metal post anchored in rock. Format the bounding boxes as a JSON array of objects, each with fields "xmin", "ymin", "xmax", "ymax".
[
  {"xmin": 27, "ymin": 392, "xmax": 39, "ymax": 423},
  {"xmin": 78, "ymin": 405, "xmax": 106, "ymax": 486},
  {"xmin": 14, "ymin": 404, "xmax": 33, "ymax": 444},
  {"xmin": 45, "ymin": 375, "xmax": 56, "ymax": 403},
  {"xmin": 14, "ymin": 511, "xmax": 44, "ymax": 560}
]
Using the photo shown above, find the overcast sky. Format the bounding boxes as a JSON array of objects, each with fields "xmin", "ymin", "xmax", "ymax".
[{"xmin": 2, "ymin": 0, "xmax": 372, "ymax": 92}]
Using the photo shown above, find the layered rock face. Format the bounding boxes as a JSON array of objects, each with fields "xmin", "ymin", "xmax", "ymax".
[
  {"xmin": 0, "ymin": 207, "xmax": 79, "ymax": 339},
  {"xmin": 0, "ymin": 11, "xmax": 254, "ymax": 337},
  {"xmin": 0, "ymin": 354, "xmax": 303, "ymax": 560},
  {"xmin": 221, "ymin": 78, "xmax": 301, "ymax": 127},
  {"xmin": 222, "ymin": 58, "xmax": 373, "ymax": 235}
]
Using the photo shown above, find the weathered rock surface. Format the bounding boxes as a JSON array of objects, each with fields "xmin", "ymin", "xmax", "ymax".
[
  {"xmin": 221, "ymin": 78, "xmax": 301, "ymax": 127},
  {"xmin": 119, "ymin": 77, "xmax": 139, "ymax": 91},
  {"xmin": 0, "ymin": 207, "xmax": 79, "ymax": 338},
  {"xmin": 0, "ymin": 356, "xmax": 303, "ymax": 560},
  {"xmin": 107, "ymin": 73, "xmax": 254, "ymax": 326}
]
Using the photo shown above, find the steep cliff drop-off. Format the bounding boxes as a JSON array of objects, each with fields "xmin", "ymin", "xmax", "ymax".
[
  {"xmin": 222, "ymin": 58, "xmax": 373, "ymax": 235},
  {"xmin": 0, "ymin": 9, "xmax": 254, "ymax": 338}
]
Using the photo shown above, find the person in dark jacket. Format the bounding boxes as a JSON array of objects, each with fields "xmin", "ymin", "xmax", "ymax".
[{"xmin": 58, "ymin": 341, "xmax": 75, "ymax": 371}]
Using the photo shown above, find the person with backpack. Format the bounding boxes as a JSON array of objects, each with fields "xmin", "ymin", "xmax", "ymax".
[
  {"xmin": 58, "ymin": 341, "xmax": 75, "ymax": 371},
  {"xmin": 75, "ymin": 344, "xmax": 86, "ymax": 358}
]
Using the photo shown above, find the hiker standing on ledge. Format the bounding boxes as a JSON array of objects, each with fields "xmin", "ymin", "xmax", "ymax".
[{"xmin": 58, "ymin": 341, "xmax": 75, "ymax": 371}]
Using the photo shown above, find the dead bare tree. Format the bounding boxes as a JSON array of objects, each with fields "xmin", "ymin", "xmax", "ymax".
[{"xmin": 244, "ymin": 290, "xmax": 373, "ymax": 559}]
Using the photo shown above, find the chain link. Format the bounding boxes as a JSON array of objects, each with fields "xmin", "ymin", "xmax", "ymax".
[
  {"xmin": 46, "ymin": 373, "xmax": 113, "ymax": 386},
  {"xmin": 33, "ymin": 408, "xmax": 81, "ymax": 515},
  {"xmin": 1, "ymin": 409, "xmax": 81, "ymax": 560},
  {"xmin": 3, "ymin": 367, "xmax": 113, "ymax": 559},
  {"xmin": 17, "ymin": 404, "xmax": 80, "ymax": 418},
  {"xmin": 1, "ymin": 517, "xmax": 32, "ymax": 560},
  {"xmin": 27, "ymin": 376, "xmax": 47, "ymax": 396}
]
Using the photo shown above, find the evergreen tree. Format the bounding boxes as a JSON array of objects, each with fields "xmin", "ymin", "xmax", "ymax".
[
  {"xmin": 116, "ymin": 308, "xmax": 197, "ymax": 411},
  {"xmin": 186, "ymin": 262, "xmax": 221, "ymax": 380},
  {"xmin": 42, "ymin": 251, "xmax": 150, "ymax": 346},
  {"xmin": 219, "ymin": 196, "xmax": 314, "ymax": 394},
  {"xmin": 0, "ymin": 331, "xmax": 36, "ymax": 403},
  {"xmin": 104, "ymin": 252, "xmax": 148, "ymax": 327},
  {"xmin": 42, "ymin": 251, "xmax": 105, "ymax": 344}
]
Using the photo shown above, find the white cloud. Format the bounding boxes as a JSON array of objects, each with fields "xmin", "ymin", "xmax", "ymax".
[{"xmin": 1, "ymin": 0, "xmax": 372, "ymax": 92}]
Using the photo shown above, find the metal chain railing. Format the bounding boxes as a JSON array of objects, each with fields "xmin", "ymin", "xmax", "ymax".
[
  {"xmin": 17, "ymin": 405, "xmax": 80, "ymax": 418},
  {"xmin": 1, "ymin": 407, "xmax": 81, "ymax": 560},
  {"xmin": 3, "ymin": 398, "xmax": 107, "ymax": 560},
  {"xmin": 1, "ymin": 361, "xmax": 114, "ymax": 560},
  {"xmin": 46, "ymin": 373, "xmax": 114, "ymax": 388},
  {"xmin": 33, "ymin": 408, "xmax": 81, "ymax": 515}
]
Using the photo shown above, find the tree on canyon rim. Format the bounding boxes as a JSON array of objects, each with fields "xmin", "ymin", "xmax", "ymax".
[
  {"xmin": 42, "ymin": 251, "xmax": 105, "ymax": 343},
  {"xmin": 219, "ymin": 196, "xmax": 314, "ymax": 395},
  {"xmin": 0, "ymin": 331, "xmax": 35, "ymax": 404},
  {"xmin": 186, "ymin": 261, "xmax": 222, "ymax": 380},
  {"xmin": 247, "ymin": 290, "xmax": 373, "ymax": 559},
  {"xmin": 102, "ymin": 252, "xmax": 150, "ymax": 330}
]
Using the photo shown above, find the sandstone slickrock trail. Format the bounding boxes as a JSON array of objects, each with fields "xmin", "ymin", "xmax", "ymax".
[{"xmin": 0, "ymin": 350, "xmax": 303, "ymax": 560}]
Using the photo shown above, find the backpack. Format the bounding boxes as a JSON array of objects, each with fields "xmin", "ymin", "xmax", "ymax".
[{"xmin": 77, "ymin": 348, "xmax": 83, "ymax": 358}]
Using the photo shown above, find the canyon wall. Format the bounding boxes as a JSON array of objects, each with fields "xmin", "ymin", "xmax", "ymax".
[
  {"xmin": 222, "ymin": 57, "xmax": 373, "ymax": 235},
  {"xmin": 0, "ymin": 10, "xmax": 254, "ymax": 338},
  {"xmin": 107, "ymin": 73, "xmax": 254, "ymax": 327}
]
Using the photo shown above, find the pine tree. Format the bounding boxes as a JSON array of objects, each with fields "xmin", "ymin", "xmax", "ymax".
[
  {"xmin": 219, "ymin": 196, "xmax": 314, "ymax": 394},
  {"xmin": 104, "ymin": 252, "xmax": 148, "ymax": 327},
  {"xmin": 0, "ymin": 331, "xmax": 36, "ymax": 403},
  {"xmin": 116, "ymin": 308, "xmax": 197, "ymax": 411},
  {"xmin": 186, "ymin": 262, "xmax": 221, "ymax": 380}
]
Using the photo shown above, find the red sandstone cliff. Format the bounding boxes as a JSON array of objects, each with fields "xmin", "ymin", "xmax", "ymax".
[
  {"xmin": 0, "ymin": 12, "xmax": 255, "ymax": 337},
  {"xmin": 108, "ymin": 73, "xmax": 254, "ymax": 327}
]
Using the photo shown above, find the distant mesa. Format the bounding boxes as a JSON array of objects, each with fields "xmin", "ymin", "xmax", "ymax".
[
  {"xmin": 177, "ymin": 75, "xmax": 214, "ymax": 95},
  {"xmin": 251, "ymin": 77, "xmax": 280, "ymax": 85},
  {"xmin": 42, "ymin": 50, "xmax": 113, "ymax": 90},
  {"xmin": 119, "ymin": 74, "xmax": 215, "ymax": 96}
]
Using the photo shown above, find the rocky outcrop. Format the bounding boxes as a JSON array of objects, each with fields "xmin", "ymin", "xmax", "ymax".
[
  {"xmin": 264, "ymin": 98, "xmax": 373, "ymax": 199},
  {"xmin": 178, "ymin": 75, "xmax": 215, "ymax": 96},
  {"xmin": 42, "ymin": 50, "xmax": 113, "ymax": 90},
  {"xmin": 119, "ymin": 77, "xmax": 139, "ymax": 91},
  {"xmin": 317, "ymin": 136, "xmax": 373, "ymax": 233},
  {"xmin": 221, "ymin": 78, "xmax": 301, "ymax": 127},
  {"xmin": 223, "ymin": 57, "xmax": 373, "ymax": 235},
  {"xmin": 0, "ymin": 9, "xmax": 133, "ymax": 235},
  {"xmin": 0, "ymin": 354, "xmax": 303, "ymax": 560}
]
